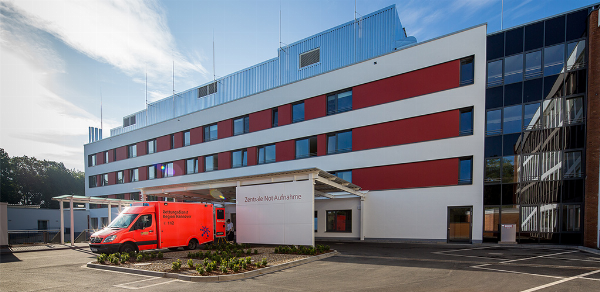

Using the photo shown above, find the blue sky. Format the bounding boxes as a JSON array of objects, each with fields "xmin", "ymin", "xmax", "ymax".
[{"xmin": 0, "ymin": 0, "xmax": 597, "ymax": 171}]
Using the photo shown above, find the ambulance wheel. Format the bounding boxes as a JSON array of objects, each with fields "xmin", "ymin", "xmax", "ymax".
[
  {"xmin": 184, "ymin": 239, "xmax": 198, "ymax": 250},
  {"xmin": 120, "ymin": 243, "xmax": 138, "ymax": 254}
]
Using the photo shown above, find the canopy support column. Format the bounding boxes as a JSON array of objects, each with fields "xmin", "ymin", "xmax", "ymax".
[
  {"xmin": 69, "ymin": 197, "xmax": 74, "ymax": 246},
  {"xmin": 360, "ymin": 197, "xmax": 365, "ymax": 241},
  {"xmin": 60, "ymin": 200, "xmax": 64, "ymax": 244},
  {"xmin": 108, "ymin": 203, "xmax": 112, "ymax": 224},
  {"xmin": 141, "ymin": 190, "xmax": 146, "ymax": 202}
]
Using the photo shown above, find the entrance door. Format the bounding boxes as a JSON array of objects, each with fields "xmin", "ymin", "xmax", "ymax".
[{"xmin": 448, "ymin": 206, "xmax": 472, "ymax": 243}]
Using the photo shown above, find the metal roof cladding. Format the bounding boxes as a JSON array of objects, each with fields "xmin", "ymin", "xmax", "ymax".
[{"xmin": 110, "ymin": 4, "xmax": 417, "ymax": 137}]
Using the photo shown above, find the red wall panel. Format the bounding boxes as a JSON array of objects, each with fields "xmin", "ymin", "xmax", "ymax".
[
  {"xmin": 136, "ymin": 141, "xmax": 146, "ymax": 156},
  {"xmin": 174, "ymin": 160, "xmax": 185, "ymax": 176},
  {"xmin": 156, "ymin": 164, "xmax": 163, "ymax": 179},
  {"xmin": 249, "ymin": 109, "xmax": 272, "ymax": 132},
  {"xmin": 353, "ymin": 60, "xmax": 460, "ymax": 109},
  {"xmin": 218, "ymin": 152, "xmax": 231, "ymax": 170},
  {"xmin": 124, "ymin": 169, "xmax": 130, "ymax": 183},
  {"xmin": 190, "ymin": 126, "xmax": 203, "ymax": 145},
  {"xmin": 174, "ymin": 132, "xmax": 184, "ymax": 148},
  {"xmin": 96, "ymin": 153, "xmax": 104, "ymax": 165},
  {"xmin": 157, "ymin": 135, "xmax": 171, "ymax": 152},
  {"xmin": 108, "ymin": 172, "xmax": 116, "ymax": 185},
  {"xmin": 305, "ymin": 95, "xmax": 326, "ymax": 120},
  {"xmin": 276, "ymin": 140, "xmax": 295, "ymax": 162},
  {"xmin": 278, "ymin": 104, "xmax": 292, "ymax": 126},
  {"xmin": 353, "ymin": 158, "xmax": 459, "ymax": 191},
  {"xmin": 247, "ymin": 146, "xmax": 257, "ymax": 166},
  {"xmin": 317, "ymin": 134, "xmax": 327, "ymax": 156},
  {"xmin": 96, "ymin": 175, "xmax": 101, "ymax": 187},
  {"xmin": 116, "ymin": 146, "xmax": 127, "ymax": 161},
  {"xmin": 197, "ymin": 156, "xmax": 204, "ymax": 173},
  {"xmin": 353, "ymin": 110, "xmax": 460, "ymax": 151},
  {"xmin": 139, "ymin": 166, "xmax": 148, "ymax": 181},
  {"xmin": 108, "ymin": 149, "xmax": 115, "ymax": 163},
  {"xmin": 218, "ymin": 120, "xmax": 232, "ymax": 139}
]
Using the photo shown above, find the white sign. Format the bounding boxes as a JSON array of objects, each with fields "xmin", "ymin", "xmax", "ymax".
[{"xmin": 236, "ymin": 180, "xmax": 314, "ymax": 246}]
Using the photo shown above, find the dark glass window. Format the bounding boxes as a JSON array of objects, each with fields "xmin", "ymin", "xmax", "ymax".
[
  {"xmin": 460, "ymin": 56, "xmax": 474, "ymax": 86},
  {"xmin": 327, "ymin": 131, "xmax": 352, "ymax": 154},
  {"xmin": 88, "ymin": 154, "xmax": 96, "ymax": 167},
  {"xmin": 501, "ymin": 184, "xmax": 517, "ymax": 204},
  {"xmin": 485, "ymin": 158, "xmax": 501, "ymax": 183},
  {"xmin": 505, "ymin": 27, "xmax": 523, "ymax": 56},
  {"xmin": 525, "ymin": 50, "xmax": 542, "ymax": 79},
  {"xmin": 272, "ymin": 108, "xmax": 278, "ymax": 127},
  {"xmin": 487, "ymin": 60, "xmax": 503, "ymax": 86},
  {"xmin": 170, "ymin": 134, "xmax": 175, "ymax": 149},
  {"xmin": 292, "ymin": 102, "xmax": 305, "ymax": 123},
  {"xmin": 117, "ymin": 171, "xmax": 124, "ymax": 184},
  {"xmin": 503, "ymin": 105, "xmax": 522, "ymax": 134},
  {"xmin": 327, "ymin": 90, "xmax": 353, "ymax": 115},
  {"xmin": 104, "ymin": 151, "xmax": 109, "ymax": 163},
  {"xmin": 161, "ymin": 162, "xmax": 174, "ymax": 177},
  {"xmin": 502, "ymin": 133, "xmax": 521, "ymax": 156},
  {"xmin": 543, "ymin": 74, "xmax": 562, "ymax": 100},
  {"xmin": 332, "ymin": 170, "xmax": 352, "ymax": 183},
  {"xmin": 127, "ymin": 144, "xmax": 137, "ymax": 158},
  {"xmin": 204, "ymin": 124, "xmax": 218, "ymax": 141},
  {"xmin": 523, "ymin": 78, "xmax": 543, "ymax": 102},
  {"xmin": 504, "ymin": 54, "xmax": 523, "ymax": 84},
  {"xmin": 564, "ymin": 124, "xmax": 585, "ymax": 149},
  {"xmin": 561, "ymin": 205, "xmax": 581, "ymax": 232},
  {"xmin": 148, "ymin": 166, "xmax": 156, "ymax": 180},
  {"xmin": 485, "ymin": 136, "xmax": 502, "ymax": 158},
  {"xmin": 217, "ymin": 209, "xmax": 225, "ymax": 220},
  {"xmin": 147, "ymin": 139, "xmax": 156, "ymax": 154},
  {"xmin": 183, "ymin": 131, "xmax": 190, "ymax": 146},
  {"xmin": 130, "ymin": 168, "xmax": 139, "ymax": 182},
  {"xmin": 231, "ymin": 149, "xmax": 248, "ymax": 168},
  {"xmin": 562, "ymin": 179, "xmax": 584, "ymax": 203},
  {"xmin": 296, "ymin": 136, "xmax": 317, "ymax": 159},
  {"xmin": 502, "ymin": 156, "xmax": 516, "ymax": 183},
  {"xmin": 523, "ymin": 102, "xmax": 542, "ymax": 130},
  {"xmin": 565, "ymin": 97, "xmax": 584, "ymax": 124},
  {"xmin": 186, "ymin": 158, "xmax": 197, "ymax": 174},
  {"xmin": 233, "ymin": 116, "xmax": 250, "ymax": 136},
  {"xmin": 525, "ymin": 22, "xmax": 544, "ymax": 51},
  {"xmin": 504, "ymin": 82, "xmax": 523, "ymax": 106},
  {"xmin": 487, "ymin": 33, "xmax": 504, "ymax": 60},
  {"xmin": 565, "ymin": 70, "xmax": 586, "ymax": 96},
  {"xmin": 459, "ymin": 108, "xmax": 473, "ymax": 136},
  {"xmin": 564, "ymin": 151, "xmax": 582, "ymax": 178},
  {"xmin": 257, "ymin": 144, "xmax": 276, "ymax": 164},
  {"xmin": 101, "ymin": 174, "xmax": 108, "ymax": 186},
  {"xmin": 566, "ymin": 40, "xmax": 585, "ymax": 70},
  {"xmin": 486, "ymin": 86, "xmax": 503, "ymax": 109},
  {"xmin": 205, "ymin": 154, "xmax": 218, "ymax": 172},
  {"xmin": 484, "ymin": 185, "xmax": 501, "ymax": 205},
  {"xmin": 544, "ymin": 44, "xmax": 565, "ymax": 76},
  {"xmin": 544, "ymin": 16, "xmax": 565, "ymax": 46},
  {"xmin": 486, "ymin": 109, "xmax": 502, "ymax": 136},
  {"xmin": 89, "ymin": 176, "xmax": 97, "ymax": 188},
  {"xmin": 566, "ymin": 9, "xmax": 588, "ymax": 41},
  {"xmin": 326, "ymin": 210, "xmax": 352, "ymax": 232},
  {"xmin": 458, "ymin": 157, "xmax": 473, "ymax": 185}
]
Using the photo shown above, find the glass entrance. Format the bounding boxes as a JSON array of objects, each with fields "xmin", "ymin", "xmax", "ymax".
[{"xmin": 448, "ymin": 206, "xmax": 473, "ymax": 243}]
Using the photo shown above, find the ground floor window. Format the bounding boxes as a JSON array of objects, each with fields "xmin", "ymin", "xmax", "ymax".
[
  {"xmin": 326, "ymin": 210, "xmax": 352, "ymax": 232},
  {"xmin": 101, "ymin": 217, "xmax": 109, "ymax": 228},
  {"xmin": 90, "ymin": 217, "xmax": 98, "ymax": 230}
]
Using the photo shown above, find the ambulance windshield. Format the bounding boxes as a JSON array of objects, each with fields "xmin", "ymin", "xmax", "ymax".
[{"xmin": 107, "ymin": 213, "xmax": 139, "ymax": 228}]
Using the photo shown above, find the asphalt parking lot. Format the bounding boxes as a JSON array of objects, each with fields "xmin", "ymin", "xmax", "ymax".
[{"xmin": 1, "ymin": 242, "xmax": 599, "ymax": 291}]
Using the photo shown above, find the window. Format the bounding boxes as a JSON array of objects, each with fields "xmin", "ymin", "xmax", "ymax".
[
  {"xmin": 503, "ymin": 105, "xmax": 522, "ymax": 134},
  {"xmin": 186, "ymin": 158, "xmax": 197, "ymax": 174},
  {"xmin": 486, "ymin": 109, "xmax": 502, "ymax": 135},
  {"xmin": 130, "ymin": 168, "xmax": 139, "ymax": 182},
  {"xmin": 233, "ymin": 116, "xmax": 250, "ymax": 136},
  {"xmin": 562, "ymin": 205, "xmax": 581, "ymax": 232},
  {"xmin": 566, "ymin": 40, "xmax": 585, "ymax": 70},
  {"xmin": 525, "ymin": 50, "xmax": 542, "ymax": 79},
  {"xmin": 147, "ymin": 139, "xmax": 156, "ymax": 154},
  {"xmin": 127, "ymin": 144, "xmax": 137, "ymax": 158},
  {"xmin": 332, "ymin": 170, "xmax": 352, "ymax": 183},
  {"xmin": 326, "ymin": 210, "xmax": 352, "ymax": 232},
  {"xmin": 161, "ymin": 162, "xmax": 174, "ymax": 178},
  {"xmin": 460, "ymin": 56, "xmax": 474, "ymax": 86},
  {"xmin": 231, "ymin": 149, "xmax": 248, "ymax": 168},
  {"xmin": 543, "ymin": 98, "xmax": 563, "ymax": 129},
  {"xmin": 183, "ymin": 131, "xmax": 190, "ymax": 146},
  {"xmin": 90, "ymin": 218, "xmax": 99, "ymax": 230},
  {"xmin": 101, "ymin": 174, "xmax": 108, "ymax": 186},
  {"xmin": 524, "ymin": 103, "xmax": 542, "ymax": 130},
  {"xmin": 565, "ymin": 97, "xmax": 583, "ymax": 124},
  {"xmin": 272, "ymin": 108, "xmax": 279, "ymax": 127},
  {"xmin": 112, "ymin": 149, "xmax": 116, "ymax": 161},
  {"xmin": 117, "ymin": 171, "xmax": 124, "ymax": 184},
  {"xmin": 544, "ymin": 44, "xmax": 565, "ymax": 76},
  {"xmin": 38, "ymin": 220, "xmax": 48, "ymax": 230},
  {"xmin": 485, "ymin": 158, "xmax": 501, "ymax": 183},
  {"xmin": 315, "ymin": 211, "xmax": 318, "ymax": 232},
  {"xmin": 459, "ymin": 108, "xmax": 473, "ymax": 136},
  {"xmin": 148, "ymin": 165, "xmax": 156, "ymax": 180},
  {"xmin": 292, "ymin": 102, "xmax": 305, "ymax": 123},
  {"xmin": 89, "ymin": 176, "xmax": 97, "ymax": 188},
  {"xmin": 88, "ymin": 154, "xmax": 96, "ymax": 167},
  {"xmin": 458, "ymin": 157, "xmax": 473, "ymax": 184},
  {"xmin": 296, "ymin": 136, "xmax": 317, "ymax": 159},
  {"xmin": 327, "ymin": 90, "xmax": 352, "ymax": 115},
  {"xmin": 205, "ymin": 154, "xmax": 218, "ymax": 172},
  {"xmin": 170, "ymin": 134, "xmax": 175, "ymax": 149},
  {"xmin": 132, "ymin": 214, "xmax": 153, "ymax": 230},
  {"xmin": 257, "ymin": 144, "xmax": 276, "ymax": 164},
  {"xmin": 101, "ymin": 217, "xmax": 109, "ymax": 228},
  {"xmin": 198, "ymin": 82, "xmax": 217, "ymax": 98},
  {"xmin": 327, "ymin": 131, "xmax": 352, "ymax": 154},
  {"xmin": 204, "ymin": 124, "xmax": 218, "ymax": 141},
  {"xmin": 123, "ymin": 115, "xmax": 136, "ymax": 127},
  {"xmin": 299, "ymin": 48, "xmax": 320, "ymax": 68},
  {"xmin": 502, "ymin": 156, "xmax": 516, "ymax": 183},
  {"xmin": 487, "ymin": 60, "xmax": 503, "ymax": 87},
  {"xmin": 564, "ymin": 151, "xmax": 582, "ymax": 178},
  {"xmin": 504, "ymin": 54, "xmax": 523, "ymax": 84}
]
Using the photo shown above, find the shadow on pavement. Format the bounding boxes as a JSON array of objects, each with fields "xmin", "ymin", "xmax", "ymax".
[{"xmin": 0, "ymin": 252, "xmax": 22, "ymax": 263}]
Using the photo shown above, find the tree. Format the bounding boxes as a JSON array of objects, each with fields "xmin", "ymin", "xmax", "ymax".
[{"xmin": 0, "ymin": 148, "xmax": 19, "ymax": 204}]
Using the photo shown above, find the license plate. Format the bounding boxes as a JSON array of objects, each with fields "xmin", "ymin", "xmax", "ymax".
[{"xmin": 91, "ymin": 247, "xmax": 98, "ymax": 252}]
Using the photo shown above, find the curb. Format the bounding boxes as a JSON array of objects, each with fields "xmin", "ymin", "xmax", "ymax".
[
  {"xmin": 2, "ymin": 245, "xmax": 85, "ymax": 254},
  {"xmin": 87, "ymin": 250, "xmax": 339, "ymax": 282},
  {"xmin": 578, "ymin": 246, "xmax": 600, "ymax": 256}
]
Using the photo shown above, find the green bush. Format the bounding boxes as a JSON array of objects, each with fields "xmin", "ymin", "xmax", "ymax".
[
  {"xmin": 260, "ymin": 257, "xmax": 268, "ymax": 267},
  {"xmin": 245, "ymin": 256, "xmax": 252, "ymax": 265},
  {"xmin": 242, "ymin": 261, "xmax": 247, "ymax": 270},
  {"xmin": 253, "ymin": 249, "xmax": 258, "ymax": 254},
  {"xmin": 172, "ymin": 259, "xmax": 182, "ymax": 271},
  {"xmin": 157, "ymin": 252, "xmax": 164, "ymax": 259},
  {"xmin": 196, "ymin": 264, "xmax": 205, "ymax": 275},
  {"xmin": 136, "ymin": 254, "xmax": 144, "ymax": 262},
  {"xmin": 187, "ymin": 259, "xmax": 194, "ymax": 268},
  {"xmin": 233, "ymin": 264, "xmax": 240, "ymax": 272},
  {"xmin": 108, "ymin": 253, "xmax": 120, "ymax": 265},
  {"xmin": 120, "ymin": 253, "xmax": 130, "ymax": 263},
  {"xmin": 220, "ymin": 265, "xmax": 228, "ymax": 274},
  {"xmin": 97, "ymin": 253, "xmax": 107, "ymax": 264}
]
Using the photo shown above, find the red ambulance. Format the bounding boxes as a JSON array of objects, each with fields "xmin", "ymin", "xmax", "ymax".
[{"xmin": 89, "ymin": 202, "xmax": 226, "ymax": 254}]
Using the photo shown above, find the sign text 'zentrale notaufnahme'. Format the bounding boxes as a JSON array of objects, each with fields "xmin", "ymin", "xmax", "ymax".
[{"xmin": 243, "ymin": 194, "xmax": 302, "ymax": 203}]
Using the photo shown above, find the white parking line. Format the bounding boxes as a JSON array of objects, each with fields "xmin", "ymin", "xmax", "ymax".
[
  {"xmin": 114, "ymin": 279, "xmax": 180, "ymax": 290},
  {"xmin": 520, "ymin": 270, "xmax": 600, "ymax": 292},
  {"xmin": 471, "ymin": 264, "xmax": 564, "ymax": 280},
  {"xmin": 500, "ymin": 250, "xmax": 577, "ymax": 264}
]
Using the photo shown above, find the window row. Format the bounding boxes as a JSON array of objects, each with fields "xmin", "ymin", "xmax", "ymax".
[
  {"xmin": 483, "ymin": 204, "xmax": 581, "ymax": 235},
  {"xmin": 485, "ymin": 151, "xmax": 582, "ymax": 184},
  {"xmin": 485, "ymin": 96, "xmax": 584, "ymax": 135},
  {"xmin": 484, "ymin": 179, "xmax": 584, "ymax": 206}
]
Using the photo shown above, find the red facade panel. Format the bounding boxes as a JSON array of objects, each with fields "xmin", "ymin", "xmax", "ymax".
[
  {"xmin": 353, "ymin": 110, "xmax": 460, "ymax": 151},
  {"xmin": 108, "ymin": 149, "xmax": 115, "ymax": 163},
  {"xmin": 157, "ymin": 135, "xmax": 171, "ymax": 152},
  {"xmin": 305, "ymin": 95, "xmax": 326, "ymax": 120},
  {"xmin": 190, "ymin": 126, "xmax": 203, "ymax": 145},
  {"xmin": 197, "ymin": 157, "xmax": 204, "ymax": 173},
  {"xmin": 108, "ymin": 172, "xmax": 116, "ymax": 185},
  {"xmin": 276, "ymin": 140, "xmax": 295, "ymax": 162},
  {"xmin": 249, "ymin": 109, "xmax": 272, "ymax": 132},
  {"xmin": 353, "ymin": 60, "xmax": 460, "ymax": 109},
  {"xmin": 139, "ymin": 167, "xmax": 148, "ymax": 181},
  {"xmin": 124, "ymin": 169, "xmax": 130, "ymax": 183},
  {"xmin": 156, "ymin": 165, "xmax": 163, "ymax": 179},
  {"xmin": 317, "ymin": 134, "xmax": 327, "ymax": 156},
  {"xmin": 174, "ymin": 160, "xmax": 185, "ymax": 176},
  {"xmin": 96, "ymin": 153, "xmax": 104, "ymax": 165},
  {"xmin": 218, "ymin": 152, "xmax": 231, "ymax": 170},
  {"xmin": 218, "ymin": 120, "xmax": 233, "ymax": 139},
  {"xmin": 247, "ymin": 146, "xmax": 257, "ymax": 166},
  {"xmin": 353, "ymin": 158, "xmax": 459, "ymax": 191},
  {"xmin": 174, "ymin": 132, "xmax": 183, "ymax": 148},
  {"xmin": 278, "ymin": 104, "xmax": 292, "ymax": 126},
  {"xmin": 136, "ymin": 141, "xmax": 146, "ymax": 156},
  {"xmin": 96, "ymin": 175, "xmax": 101, "ymax": 187},
  {"xmin": 116, "ymin": 146, "xmax": 127, "ymax": 161}
]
